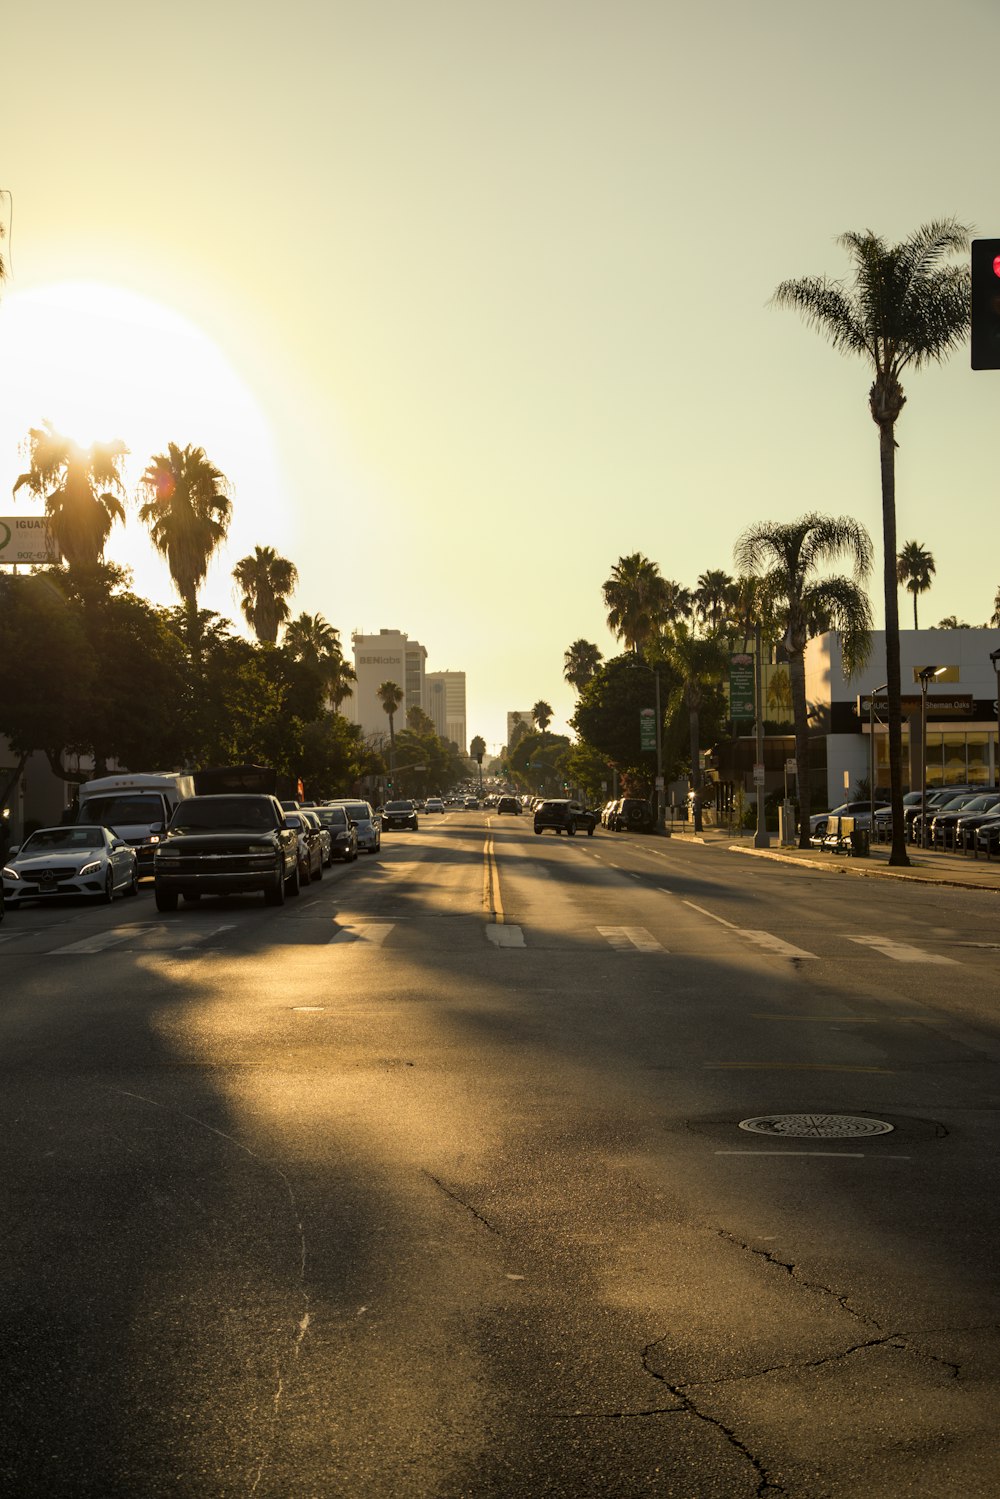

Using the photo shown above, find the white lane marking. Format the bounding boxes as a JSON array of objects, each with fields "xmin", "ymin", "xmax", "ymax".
[
  {"xmin": 176, "ymin": 923, "xmax": 238, "ymax": 951},
  {"xmin": 682, "ymin": 900, "xmax": 737, "ymax": 929},
  {"xmin": 487, "ymin": 924, "xmax": 525, "ymax": 947},
  {"xmin": 50, "ymin": 924, "xmax": 146, "ymax": 954},
  {"xmin": 682, "ymin": 901, "xmax": 816, "ymax": 956},
  {"xmin": 597, "ymin": 925, "xmax": 665, "ymax": 952},
  {"xmin": 742, "ymin": 930, "xmax": 818, "ymax": 959},
  {"xmin": 849, "ymin": 935, "xmax": 959, "ymax": 965},
  {"xmin": 328, "ymin": 923, "xmax": 394, "ymax": 945},
  {"xmin": 715, "ymin": 1151, "xmax": 912, "ymax": 1159}
]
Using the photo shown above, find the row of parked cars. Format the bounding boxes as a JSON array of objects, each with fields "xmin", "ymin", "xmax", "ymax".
[{"xmin": 808, "ymin": 787, "xmax": 1000, "ymax": 853}]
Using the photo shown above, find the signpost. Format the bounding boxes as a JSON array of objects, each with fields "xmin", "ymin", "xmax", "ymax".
[
  {"xmin": 639, "ymin": 708, "xmax": 656, "ymax": 751},
  {"xmin": 0, "ymin": 517, "xmax": 60, "ymax": 565},
  {"xmin": 729, "ymin": 653, "xmax": 755, "ymax": 720}
]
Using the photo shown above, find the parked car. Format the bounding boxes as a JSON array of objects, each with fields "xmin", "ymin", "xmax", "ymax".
[
  {"xmin": 382, "ymin": 799, "xmax": 419, "ymax": 831},
  {"xmin": 912, "ymin": 790, "xmax": 985, "ymax": 846},
  {"xmin": 808, "ymin": 800, "xmax": 888, "ymax": 840},
  {"xmin": 3, "ymin": 824, "xmax": 138, "ymax": 906},
  {"xmin": 153, "ymin": 794, "xmax": 300, "ymax": 910},
  {"xmin": 327, "ymin": 800, "xmax": 381, "ymax": 854},
  {"xmin": 298, "ymin": 807, "xmax": 333, "ymax": 866},
  {"xmin": 954, "ymin": 804, "xmax": 1000, "ymax": 850},
  {"xmin": 313, "ymin": 804, "xmax": 358, "ymax": 861},
  {"xmin": 495, "ymin": 796, "xmax": 522, "ymax": 815},
  {"xmin": 73, "ymin": 772, "xmax": 195, "ymax": 877},
  {"xmin": 609, "ymin": 798, "xmax": 653, "ymax": 833},
  {"xmin": 930, "ymin": 793, "xmax": 1000, "ymax": 848},
  {"xmin": 284, "ymin": 811, "xmax": 325, "ymax": 883},
  {"xmin": 533, "ymin": 799, "xmax": 597, "ymax": 836}
]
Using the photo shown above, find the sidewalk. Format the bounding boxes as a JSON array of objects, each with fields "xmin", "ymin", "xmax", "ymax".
[{"xmin": 667, "ymin": 825, "xmax": 1000, "ymax": 892}]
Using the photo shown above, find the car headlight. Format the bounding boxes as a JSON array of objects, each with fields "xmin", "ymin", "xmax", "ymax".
[
  {"xmin": 79, "ymin": 860, "xmax": 102, "ymax": 876},
  {"xmin": 2, "ymin": 866, "xmax": 19, "ymax": 881}
]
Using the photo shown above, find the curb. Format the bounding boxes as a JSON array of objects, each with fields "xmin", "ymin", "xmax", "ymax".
[{"xmin": 723, "ymin": 841, "xmax": 1000, "ymax": 893}]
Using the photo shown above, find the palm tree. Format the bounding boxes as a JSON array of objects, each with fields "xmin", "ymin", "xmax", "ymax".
[
  {"xmin": 232, "ymin": 545, "xmax": 298, "ymax": 644},
  {"xmin": 532, "ymin": 700, "xmax": 553, "ymax": 733},
  {"xmin": 470, "ymin": 734, "xmax": 486, "ymax": 792},
  {"xmin": 896, "ymin": 540, "xmax": 935, "ymax": 629},
  {"xmin": 284, "ymin": 613, "xmax": 356, "ymax": 706},
  {"xmin": 991, "ymin": 587, "xmax": 1000, "ymax": 629},
  {"xmin": 657, "ymin": 624, "xmax": 730, "ymax": 833},
  {"xmin": 563, "ymin": 640, "xmax": 603, "ymax": 692},
  {"xmin": 13, "ymin": 421, "xmax": 127, "ymax": 569},
  {"xmin": 661, "ymin": 580, "xmax": 694, "ymax": 624},
  {"xmin": 772, "ymin": 220, "xmax": 970, "ymax": 866},
  {"xmin": 603, "ymin": 553, "xmax": 668, "ymax": 655},
  {"xmin": 137, "ymin": 443, "xmax": 231, "ymax": 656},
  {"xmin": 734, "ymin": 513, "xmax": 874, "ymax": 850},
  {"xmin": 377, "ymin": 680, "xmax": 404, "ymax": 776},
  {"xmin": 693, "ymin": 569, "xmax": 735, "ymax": 633}
]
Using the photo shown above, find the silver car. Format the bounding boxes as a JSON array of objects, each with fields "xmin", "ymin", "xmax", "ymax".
[
  {"xmin": 3, "ymin": 824, "xmax": 138, "ymax": 905},
  {"xmin": 327, "ymin": 800, "xmax": 381, "ymax": 854}
]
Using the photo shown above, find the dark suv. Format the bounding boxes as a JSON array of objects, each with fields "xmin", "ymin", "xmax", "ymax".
[
  {"xmin": 533, "ymin": 799, "xmax": 596, "ymax": 837},
  {"xmin": 153, "ymin": 794, "xmax": 300, "ymax": 910},
  {"xmin": 609, "ymin": 798, "xmax": 653, "ymax": 833}
]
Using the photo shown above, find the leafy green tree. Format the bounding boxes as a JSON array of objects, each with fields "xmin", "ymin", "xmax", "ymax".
[
  {"xmin": 232, "ymin": 545, "xmax": 298, "ymax": 644},
  {"xmin": 508, "ymin": 730, "xmax": 570, "ymax": 796},
  {"xmin": 284, "ymin": 613, "xmax": 356, "ymax": 706},
  {"xmin": 14, "ymin": 421, "xmax": 127, "ymax": 569},
  {"xmin": 895, "ymin": 540, "xmax": 935, "ymax": 628},
  {"xmin": 603, "ymin": 553, "xmax": 667, "ymax": 654},
  {"xmin": 298, "ymin": 712, "xmax": 369, "ymax": 799},
  {"xmin": 571, "ymin": 654, "xmax": 678, "ymax": 785},
  {"xmin": 563, "ymin": 640, "xmax": 603, "ymax": 692},
  {"xmin": 655, "ymin": 625, "xmax": 731, "ymax": 833},
  {"xmin": 407, "ymin": 704, "xmax": 436, "ymax": 735},
  {"xmin": 735, "ymin": 513, "xmax": 873, "ymax": 848},
  {"xmin": 772, "ymin": 220, "xmax": 970, "ymax": 865}
]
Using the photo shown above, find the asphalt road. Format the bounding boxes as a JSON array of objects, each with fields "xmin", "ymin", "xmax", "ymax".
[{"xmin": 3, "ymin": 808, "xmax": 1000, "ymax": 1497}]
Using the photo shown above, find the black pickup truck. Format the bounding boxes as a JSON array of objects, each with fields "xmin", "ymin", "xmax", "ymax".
[{"xmin": 152, "ymin": 794, "xmax": 301, "ymax": 911}]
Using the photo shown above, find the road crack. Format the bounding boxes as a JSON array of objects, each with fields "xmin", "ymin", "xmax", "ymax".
[{"xmin": 423, "ymin": 1170, "xmax": 499, "ymax": 1233}]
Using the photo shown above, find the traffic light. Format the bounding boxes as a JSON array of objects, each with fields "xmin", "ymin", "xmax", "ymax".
[{"xmin": 971, "ymin": 238, "xmax": 1000, "ymax": 370}]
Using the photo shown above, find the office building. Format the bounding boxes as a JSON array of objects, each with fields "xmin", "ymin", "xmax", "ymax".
[
  {"xmin": 348, "ymin": 630, "xmax": 428, "ymax": 741},
  {"xmin": 424, "ymin": 671, "xmax": 467, "ymax": 754}
]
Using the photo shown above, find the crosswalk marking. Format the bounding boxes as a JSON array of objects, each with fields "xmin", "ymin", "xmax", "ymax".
[
  {"xmin": 849, "ymin": 935, "xmax": 958, "ymax": 965},
  {"xmin": 328, "ymin": 923, "xmax": 394, "ymax": 945},
  {"xmin": 597, "ymin": 925, "xmax": 665, "ymax": 953},
  {"xmin": 50, "ymin": 924, "xmax": 146, "ymax": 955},
  {"xmin": 741, "ymin": 930, "xmax": 818, "ymax": 959}
]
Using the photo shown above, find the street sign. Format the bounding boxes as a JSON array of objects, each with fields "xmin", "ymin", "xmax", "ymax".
[
  {"xmin": 752, "ymin": 764, "xmax": 766, "ymax": 785},
  {"xmin": 729, "ymin": 653, "xmax": 755, "ymax": 719},
  {"xmin": 639, "ymin": 708, "xmax": 656, "ymax": 750},
  {"xmin": 785, "ymin": 759, "xmax": 797, "ymax": 775},
  {"xmin": 655, "ymin": 775, "xmax": 664, "ymax": 790},
  {"xmin": 0, "ymin": 516, "xmax": 60, "ymax": 564}
]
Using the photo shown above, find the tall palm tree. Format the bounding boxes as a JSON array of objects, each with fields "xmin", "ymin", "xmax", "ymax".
[
  {"xmin": 532, "ymin": 700, "xmax": 553, "ymax": 733},
  {"xmin": 657, "ymin": 624, "xmax": 730, "ymax": 834},
  {"xmin": 563, "ymin": 640, "xmax": 603, "ymax": 692},
  {"xmin": 603, "ymin": 553, "xmax": 668, "ymax": 655},
  {"xmin": 232, "ymin": 545, "xmax": 298, "ymax": 644},
  {"xmin": 735, "ymin": 513, "xmax": 874, "ymax": 850},
  {"xmin": 772, "ymin": 220, "xmax": 970, "ymax": 865},
  {"xmin": 693, "ymin": 569, "xmax": 735, "ymax": 633},
  {"xmin": 14, "ymin": 421, "xmax": 127, "ymax": 569},
  {"xmin": 137, "ymin": 443, "xmax": 231, "ymax": 656},
  {"xmin": 377, "ymin": 680, "xmax": 404, "ymax": 773},
  {"xmin": 896, "ymin": 540, "xmax": 935, "ymax": 629},
  {"xmin": 661, "ymin": 580, "xmax": 694, "ymax": 624},
  {"xmin": 284, "ymin": 612, "xmax": 356, "ymax": 706}
]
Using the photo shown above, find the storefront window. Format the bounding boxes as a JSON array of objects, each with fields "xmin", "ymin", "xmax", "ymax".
[
  {"xmin": 942, "ymin": 733, "xmax": 967, "ymax": 785},
  {"xmin": 925, "ymin": 732, "xmax": 944, "ymax": 788},
  {"xmin": 967, "ymin": 732, "xmax": 990, "ymax": 785}
]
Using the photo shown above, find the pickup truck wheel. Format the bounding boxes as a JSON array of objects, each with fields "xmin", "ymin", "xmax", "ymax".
[
  {"xmin": 587, "ymin": 826, "xmax": 594, "ymax": 837},
  {"xmin": 264, "ymin": 868, "xmax": 286, "ymax": 906},
  {"xmin": 566, "ymin": 823, "xmax": 576, "ymax": 837},
  {"xmin": 184, "ymin": 891, "xmax": 202, "ymax": 903},
  {"xmin": 284, "ymin": 862, "xmax": 300, "ymax": 898},
  {"xmin": 155, "ymin": 887, "xmax": 178, "ymax": 912}
]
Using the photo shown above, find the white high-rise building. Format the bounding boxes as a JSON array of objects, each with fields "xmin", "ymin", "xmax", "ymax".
[
  {"xmin": 348, "ymin": 630, "xmax": 428, "ymax": 741},
  {"xmin": 425, "ymin": 672, "xmax": 467, "ymax": 754}
]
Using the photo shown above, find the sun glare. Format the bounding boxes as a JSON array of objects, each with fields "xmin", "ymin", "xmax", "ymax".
[{"xmin": 0, "ymin": 281, "xmax": 292, "ymax": 612}]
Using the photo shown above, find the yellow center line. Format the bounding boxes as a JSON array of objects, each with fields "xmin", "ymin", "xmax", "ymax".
[{"xmin": 482, "ymin": 835, "xmax": 504, "ymax": 924}]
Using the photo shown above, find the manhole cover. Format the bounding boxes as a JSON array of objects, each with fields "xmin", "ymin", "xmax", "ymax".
[{"xmin": 739, "ymin": 1114, "xmax": 894, "ymax": 1139}]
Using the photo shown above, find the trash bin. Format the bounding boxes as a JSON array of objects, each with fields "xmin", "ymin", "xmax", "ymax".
[{"xmin": 850, "ymin": 827, "xmax": 870, "ymax": 858}]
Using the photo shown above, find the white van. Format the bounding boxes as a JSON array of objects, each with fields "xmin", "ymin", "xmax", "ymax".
[{"xmin": 75, "ymin": 772, "xmax": 195, "ymax": 876}]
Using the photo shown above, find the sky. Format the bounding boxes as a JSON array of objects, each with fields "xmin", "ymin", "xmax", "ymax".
[{"xmin": 2, "ymin": 0, "xmax": 999, "ymax": 754}]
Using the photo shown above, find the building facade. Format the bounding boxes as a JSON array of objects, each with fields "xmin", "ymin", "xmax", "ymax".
[
  {"xmin": 805, "ymin": 628, "xmax": 1000, "ymax": 806},
  {"xmin": 424, "ymin": 671, "xmax": 467, "ymax": 754},
  {"xmin": 507, "ymin": 711, "xmax": 533, "ymax": 745},
  {"xmin": 347, "ymin": 630, "xmax": 428, "ymax": 741}
]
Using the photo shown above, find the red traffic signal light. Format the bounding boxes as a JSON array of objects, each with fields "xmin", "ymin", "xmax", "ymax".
[{"xmin": 971, "ymin": 238, "xmax": 1000, "ymax": 370}]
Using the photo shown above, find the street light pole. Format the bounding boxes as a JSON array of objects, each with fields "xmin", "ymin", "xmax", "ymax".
[
  {"xmin": 991, "ymin": 648, "xmax": 1000, "ymax": 790},
  {"xmin": 917, "ymin": 665, "xmax": 945, "ymax": 849},
  {"xmin": 753, "ymin": 621, "xmax": 770, "ymax": 849},
  {"xmin": 653, "ymin": 666, "xmax": 665, "ymax": 834},
  {"xmin": 869, "ymin": 682, "xmax": 888, "ymax": 839}
]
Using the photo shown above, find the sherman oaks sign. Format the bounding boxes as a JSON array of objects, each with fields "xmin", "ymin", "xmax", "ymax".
[
  {"xmin": 0, "ymin": 517, "xmax": 60, "ymax": 564},
  {"xmin": 859, "ymin": 693, "xmax": 974, "ymax": 718}
]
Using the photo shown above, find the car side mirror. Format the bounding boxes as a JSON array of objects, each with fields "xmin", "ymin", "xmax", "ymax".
[
  {"xmin": 284, "ymin": 816, "xmax": 297, "ymax": 830},
  {"xmin": 150, "ymin": 822, "xmax": 166, "ymax": 835},
  {"xmin": 7, "ymin": 845, "xmax": 19, "ymax": 858}
]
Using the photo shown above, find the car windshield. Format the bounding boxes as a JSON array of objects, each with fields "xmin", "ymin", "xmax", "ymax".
[
  {"xmin": 170, "ymin": 797, "xmax": 276, "ymax": 832},
  {"xmin": 78, "ymin": 794, "xmax": 163, "ymax": 823},
  {"xmin": 316, "ymin": 808, "xmax": 347, "ymax": 828},
  {"xmin": 341, "ymin": 805, "xmax": 371, "ymax": 821},
  {"xmin": 21, "ymin": 827, "xmax": 105, "ymax": 853},
  {"xmin": 386, "ymin": 801, "xmax": 413, "ymax": 812}
]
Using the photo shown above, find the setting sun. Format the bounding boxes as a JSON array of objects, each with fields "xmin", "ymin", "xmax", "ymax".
[{"xmin": 0, "ymin": 280, "xmax": 292, "ymax": 612}]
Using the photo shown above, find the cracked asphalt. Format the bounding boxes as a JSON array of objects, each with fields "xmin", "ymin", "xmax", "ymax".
[{"xmin": 3, "ymin": 808, "xmax": 1000, "ymax": 1496}]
